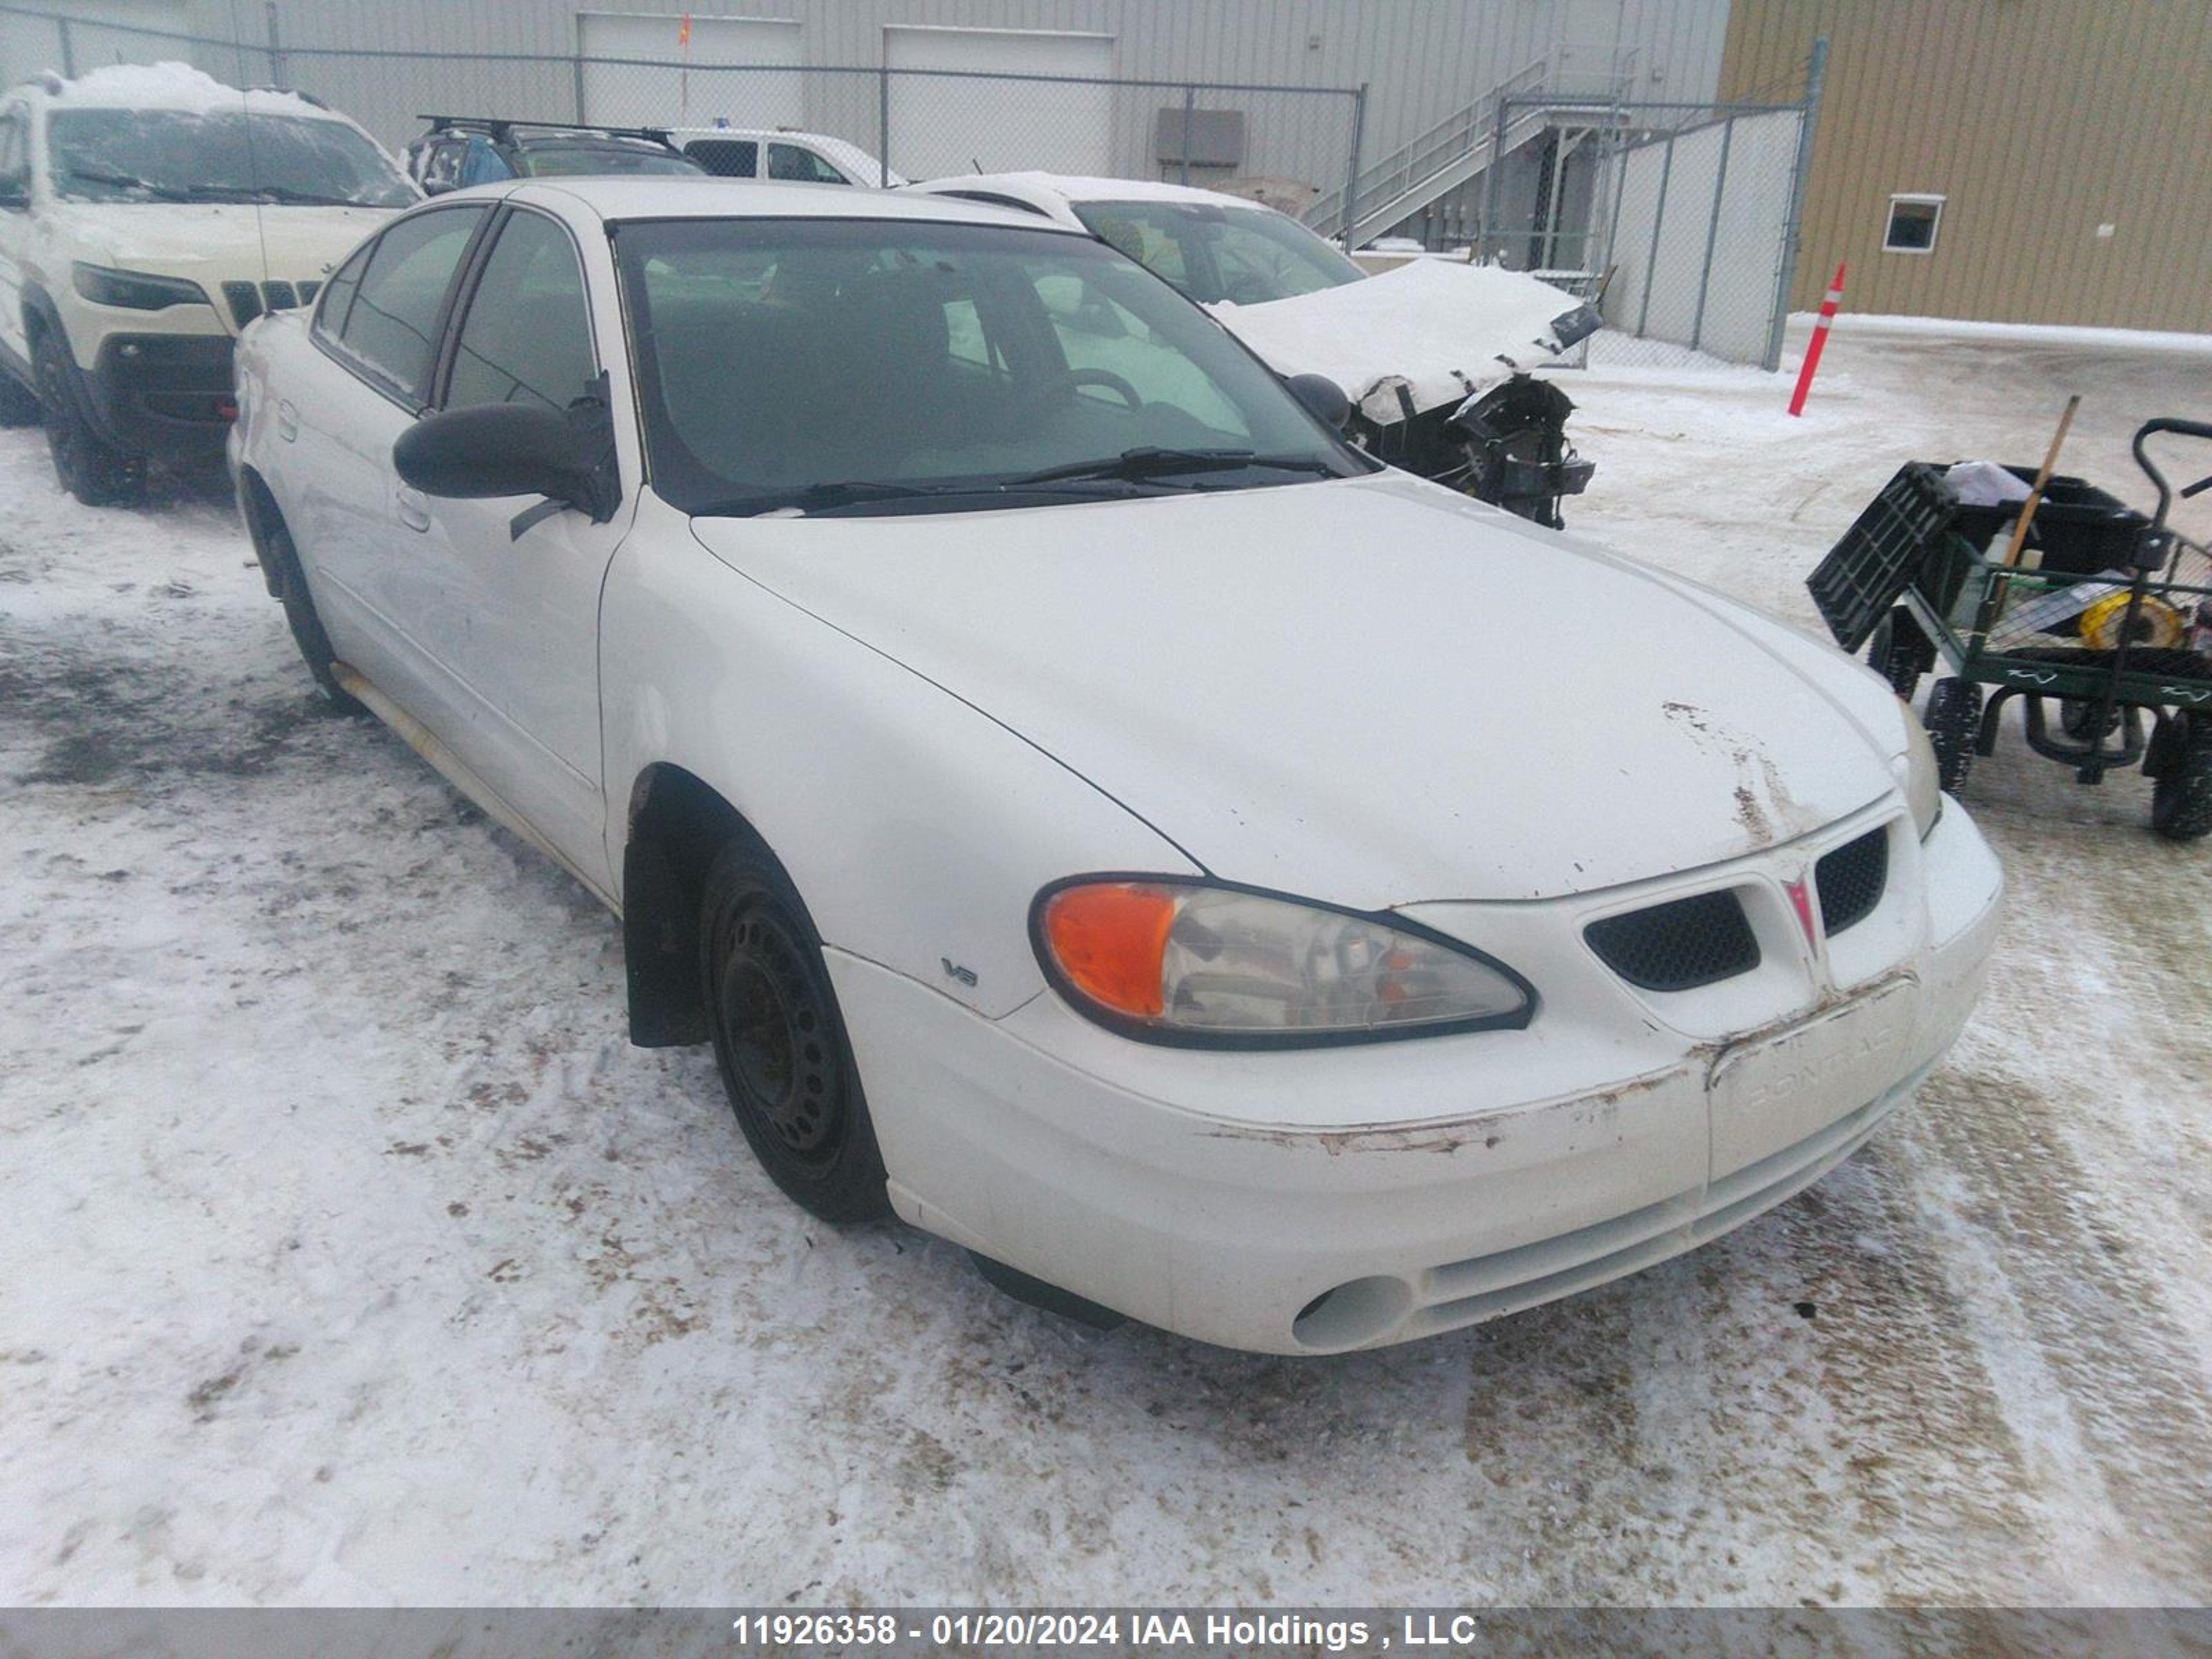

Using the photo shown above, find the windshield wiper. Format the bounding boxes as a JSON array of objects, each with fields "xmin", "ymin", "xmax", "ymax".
[
  {"xmin": 999, "ymin": 447, "xmax": 1340, "ymax": 488},
  {"xmin": 236, "ymin": 182, "xmax": 366, "ymax": 207},
  {"xmin": 57, "ymin": 167, "xmax": 194, "ymax": 200}
]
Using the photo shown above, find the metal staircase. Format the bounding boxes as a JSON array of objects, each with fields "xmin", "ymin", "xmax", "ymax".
[{"xmin": 1306, "ymin": 53, "xmax": 1638, "ymax": 250}]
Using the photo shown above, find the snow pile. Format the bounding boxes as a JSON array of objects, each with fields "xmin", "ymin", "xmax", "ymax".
[
  {"xmin": 1215, "ymin": 257, "xmax": 1590, "ymax": 418},
  {"xmin": 62, "ymin": 61, "xmax": 326, "ymax": 120}
]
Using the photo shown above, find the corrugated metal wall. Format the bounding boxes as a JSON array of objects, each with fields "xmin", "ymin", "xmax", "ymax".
[
  {"xmin": 239, "ymin": 0, "xmax": 1731, "ymax": 176},
  {"xmin": 1721, "ymin": 0, "xmax": 2212, "ymax": 330}
]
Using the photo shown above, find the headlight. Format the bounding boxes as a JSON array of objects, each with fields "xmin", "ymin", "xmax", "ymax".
[
  {"xmin": 1032, "ymin": 878, "xmax": 1534, "ymax": 1047},
  {"xmin": 73, "ymin": 263, "xmax": 208, "ymax": 310},
  {"xmin": 1897, "ymin": 702, "xmax": 1944, "ymax": 840}
]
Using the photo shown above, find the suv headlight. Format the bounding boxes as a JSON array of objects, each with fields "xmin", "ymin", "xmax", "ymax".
[
  {"xmin": 73, "ymin": 263, "xmax": 209, "ymax": 310},
  {"xmin": 1897, "ymin": 705, "xmax": 1944, "ymax": 840},
  {"xmin": 1033, "ymin": 878, "xmax": 1535, "ymax": 1047}
]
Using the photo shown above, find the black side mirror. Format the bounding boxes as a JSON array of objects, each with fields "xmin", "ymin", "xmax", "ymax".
[
  {"xmin": 393, "ymin": 394, "xmax": 618, "ymax": 534},
  {"xmin": 1285, "ymin": 371, "xmax": 1351, "ymax": 432}
]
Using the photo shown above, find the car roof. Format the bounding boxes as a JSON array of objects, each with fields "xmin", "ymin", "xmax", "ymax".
[
  {"xmin": 459, "ymin": 175, "xmax": 1088, "ymax": 229},
  {"xmin": 511, "ymin": 130, "xmax": 675, "ymax": 151},
  {"xmin": 668, "ymin": 126, "xmax": 835, "ymax": 142},
  {"xmin": 919, "ymin": 170, "xmax": 1266, "ymax": 213}
]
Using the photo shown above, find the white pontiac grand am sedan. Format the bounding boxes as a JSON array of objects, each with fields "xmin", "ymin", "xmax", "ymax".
[{"xmin": 229, "ymin": 178, "xmax": 2003, "ymax": 1354}]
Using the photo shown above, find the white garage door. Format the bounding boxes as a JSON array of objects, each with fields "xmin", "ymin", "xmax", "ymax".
[
  {"xmin": 579, "ymin": 12, "xmax": 800, "ymax": 131},
  {"xmin": 884, "ymin": 26, "xmax": 1113, "ymax": 182}
]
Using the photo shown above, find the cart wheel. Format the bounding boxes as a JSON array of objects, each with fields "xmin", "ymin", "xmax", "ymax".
[
  {"xmin": 2148, "ymin": 714, "xmax": 2212, "ymax": 841},
  {"xmin": 1923, "ymin": 678, "xmax": 1982, "ymax": 794},
  {"xmin": 1867, "ymin": 608, "xmax": 1933, "ymax": 702}
]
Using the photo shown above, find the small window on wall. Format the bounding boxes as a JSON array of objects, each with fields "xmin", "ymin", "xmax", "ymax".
[{"xmin": 1884, "ymin": 194, "xmax": 1944, "ymax": 254}]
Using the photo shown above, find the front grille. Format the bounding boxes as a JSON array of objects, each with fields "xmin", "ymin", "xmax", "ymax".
[
  {"xmin": 221, "ymin": 279, "xmax": 319, "ymax": 329},
  {"xmin": 1815, "ymin": 827, "xmax": 1888, "ymax": 936},
  {"xmin": 1585, "ymin": 889, "xmax": 1760, "ymax": 993}
]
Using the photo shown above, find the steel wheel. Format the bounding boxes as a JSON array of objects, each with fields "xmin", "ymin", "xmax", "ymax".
[{"xmin": 699, "ymin": 840, "xmax": 889, "ymax": 1221}]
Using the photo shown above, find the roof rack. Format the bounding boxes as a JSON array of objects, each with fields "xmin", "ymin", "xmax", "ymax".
[{"xmin": 418, "ymin": 115, "xmax": 675, "ymax": 147}]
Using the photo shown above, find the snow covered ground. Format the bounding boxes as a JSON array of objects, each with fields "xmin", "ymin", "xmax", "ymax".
[{"xmin": 3, "ymin": 323, "xmax": 2211, "ymax": 1609}]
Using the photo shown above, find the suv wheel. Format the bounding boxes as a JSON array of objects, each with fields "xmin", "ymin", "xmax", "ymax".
[{"xmin": 34, "ymin": 329, "xmax": 144, "ymax": 505}]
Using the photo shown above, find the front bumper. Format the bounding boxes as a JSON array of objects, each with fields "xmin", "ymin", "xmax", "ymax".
[
  {"xmin": 78, "ymin": 333, "xmax": 236, "ymax": 460},
  {"xmin": 834, "ymin": 798, "xmax": 2004, "ymax": 1354}
]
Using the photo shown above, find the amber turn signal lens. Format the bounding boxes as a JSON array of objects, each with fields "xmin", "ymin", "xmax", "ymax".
[{"xmin": 1039, "ymin": 882, "xmax": 1179, "ymax": 1020}]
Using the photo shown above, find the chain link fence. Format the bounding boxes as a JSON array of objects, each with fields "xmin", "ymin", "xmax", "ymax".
[
  {"xmin": 1, "ymin": 3, "xmax": 1364, "ymax": 218},
  {"xmin": 1377, "ymin": 64, "xmax": 1824, "ymax": 371}
]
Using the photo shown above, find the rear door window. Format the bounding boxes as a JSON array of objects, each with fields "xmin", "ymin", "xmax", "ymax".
[
  {"xmin": 684, "ymin": 138, "xmax": 758, "ymax": 178},
  {"xmin": 329, "ymin": 205, "xmax": 487, "ymax": 402}
]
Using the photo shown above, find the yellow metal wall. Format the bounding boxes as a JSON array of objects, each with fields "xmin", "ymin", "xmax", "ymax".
[{"xmin": 1721, "ymin": 0, "xmax": 2212, "ymax": 329}]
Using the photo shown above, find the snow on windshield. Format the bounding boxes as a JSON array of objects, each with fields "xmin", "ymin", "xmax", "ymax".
[{"xmin": 50, "ymin": 104, "xmax": 416, "ymax": 208}]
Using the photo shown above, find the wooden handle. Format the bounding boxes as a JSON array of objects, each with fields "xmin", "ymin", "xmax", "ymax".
[{"xmin": 2000, "ymin": 394, "xmax": 2082, "ymax": 568}]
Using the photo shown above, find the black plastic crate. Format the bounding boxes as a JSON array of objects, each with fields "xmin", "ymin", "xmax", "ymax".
[
  {"xmin": 1808, "ymin": 462, "xmax": 1957, "ymax": 652},
  {"xmin": 1949, "ymin": 466, "xmax": 2151, "ymax": 575}
]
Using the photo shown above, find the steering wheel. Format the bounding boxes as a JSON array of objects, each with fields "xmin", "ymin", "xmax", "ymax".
[{"xmin": 1011, "ymin": 367, "xmax": 1143, "ymax": 420}]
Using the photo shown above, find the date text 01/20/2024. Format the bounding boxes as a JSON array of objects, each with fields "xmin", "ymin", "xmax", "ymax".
[{"xmin": 725, "ymin": 1612, "xmax": 1515, "ymax": 1649}]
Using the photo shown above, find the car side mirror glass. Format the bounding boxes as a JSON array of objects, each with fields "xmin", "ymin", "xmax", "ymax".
[
  {"xmin": 393, "ymin": 396, "xmax": 618, "ymax": 532},
  {"xmin": 1285, "ymin": 371, "xmax": 1351, "ymax": 432}
]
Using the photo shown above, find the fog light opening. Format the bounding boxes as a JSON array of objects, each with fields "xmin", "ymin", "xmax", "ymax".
[{"xmin": 1291, "ymin": 1275, "xmax": 1415, "ymax": 1350}]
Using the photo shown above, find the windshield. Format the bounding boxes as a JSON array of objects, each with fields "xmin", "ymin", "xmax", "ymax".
[
  {"xmin": 616, "ymin": 218, "xmax": 1369, "ymax": 517},
  {"xmin": 520, "ymin": 144, "xmax": 703, "ymax": 178},
  {"xmin": 1073, "ymin": 200, "xmax": 1365, "ymax": 306},
  {"xmin": 48, "ymin": 108, "xmax": 415, "ymax": 207}
]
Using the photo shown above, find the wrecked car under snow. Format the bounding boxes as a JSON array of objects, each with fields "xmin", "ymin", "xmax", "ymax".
[
  {"xmin": 1210, "ymin": 256, "xmax": 1602, "ymax": 527},
  {"xmin": 901, "ymin": 174, "xmax": 1600, "ymax": 527}
]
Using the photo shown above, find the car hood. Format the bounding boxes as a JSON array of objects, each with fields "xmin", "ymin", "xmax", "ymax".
[
  {"xmin": 46, "ymin": 201, "xmax": 390, "ymax": 285},
  {"xmin": 1209, "ymin": 259, "xmax": 1599, "ymax": 426},
  {"xmin": 687, "ymin": 473, "xmax": 1901, "ymax": 906}
]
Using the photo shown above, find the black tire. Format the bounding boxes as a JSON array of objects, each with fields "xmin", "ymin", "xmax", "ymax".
[
  {"xmin": 0, "ymin": 369, "xmax": 39, "ymax": 427},
  {"xmin": 251, "ymin": 494, "xmax": 366, "ymax": 715},
  {"xmin": 32, "ymin": 328, "xmax": 144, "ymax": 506},
  {"xmin": 699, "ymin": 838, "xmax": 890, "ymax": 1223},
  {"xmin": 2148, "ymin": 714, "xmax": 2212, "ymax": 841},
  {"xmin": 1923, "ymin": 677, "xmax": 1982, "ymax": 794},
  {"xmin": 1867, "ymin": 608, "xmax": 1932, "ymax": 702}
]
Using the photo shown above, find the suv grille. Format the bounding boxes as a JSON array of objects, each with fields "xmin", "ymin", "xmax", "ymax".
[
  {"xmin": 1585, "ymin": 889, "xmax": 1760, "ymax": 993},
  {"xmin": 1815, "ymin": 828, "xmax": 1888, "ymax": 936},
  {"xmin": 221, "ymin": 279, "xmax": 321, "ymax": 328}
]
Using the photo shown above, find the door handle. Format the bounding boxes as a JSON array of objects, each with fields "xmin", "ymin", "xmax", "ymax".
[
  {"xmin": 276, "ymin": 399, "xmax": 298, "ymax": 442},
  {"xmin": 395, "ymin": 485, "xmax": 431, "ymax": 533}
]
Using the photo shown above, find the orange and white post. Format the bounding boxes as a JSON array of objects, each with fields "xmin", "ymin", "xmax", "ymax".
[{"xmin": 1788, "ymin": 261, "xmax": 1847, "ymax": 418}]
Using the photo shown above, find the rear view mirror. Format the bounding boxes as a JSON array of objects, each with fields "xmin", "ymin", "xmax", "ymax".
[
  {"xmin": 393, "ymin": 397, "xmax": 618, "ymax": 529},
  {"xmin": 1285, "ymin": 371, "xmax": 1351, "ymax": 432}
]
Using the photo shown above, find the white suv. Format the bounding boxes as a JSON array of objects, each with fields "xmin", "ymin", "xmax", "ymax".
[{"xmin": 0, "ymin": 63, "xmax": 415, "ymax": 503}]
